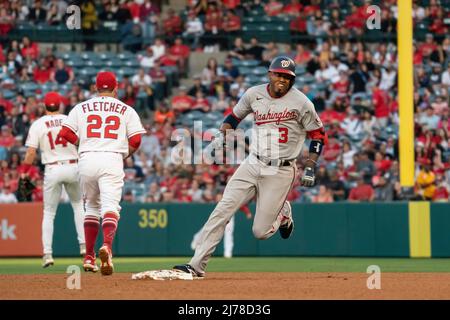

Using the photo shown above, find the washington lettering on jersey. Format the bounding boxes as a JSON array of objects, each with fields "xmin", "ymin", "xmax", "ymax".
[
  {"xmin": 81, "ymin": 101, "xmax": 127, "ymax": 115},
  {"xmin": 254, "ymin": 108, "xmax": 299, "ymax": 125},
  {"xmin": 232, "ymin": 84, "xmax": 323, "ymax": 160}
]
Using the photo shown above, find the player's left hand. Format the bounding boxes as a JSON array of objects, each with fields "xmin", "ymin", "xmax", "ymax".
[{"xmin": 301, "ymin": 167, "xmax": 315, "ymax": 187}]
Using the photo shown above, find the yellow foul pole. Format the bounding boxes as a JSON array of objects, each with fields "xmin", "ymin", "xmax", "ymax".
[{"xmin": 397, "ymin": 0, "xmax": 415, "ymax": 187}]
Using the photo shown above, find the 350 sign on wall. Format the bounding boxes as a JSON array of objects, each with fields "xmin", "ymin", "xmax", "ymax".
[{"xmin": 138, "ymin": 209, "xmax": 168, "ymax": 229}]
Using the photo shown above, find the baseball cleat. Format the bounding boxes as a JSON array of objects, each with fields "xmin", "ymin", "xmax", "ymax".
[
  {"xmin": 83, "ymin": 255, "xmax": 99, "ymax": 273},
  {"xmin": 79, "ymin": 243, "xmax": 86, "ymax": 256},
  {"xmin": 173, "ymin": 264, "xmax": 204, "ymax": 279},
  {"xmin": 99, "ymin": 246, "xmax": 114, "ymax": 276},
  {"xmin": 42, "ymin": 254, "xmax": 54, "ymax": 268},
  {"xmin": 279, "ymin": 201, "xmax": 294, "ymax": 239}
]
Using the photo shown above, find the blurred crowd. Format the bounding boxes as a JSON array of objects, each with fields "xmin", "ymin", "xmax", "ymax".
[{"xmin": 0, "ymin": 0, "xmax": 449, "ymax": 203}]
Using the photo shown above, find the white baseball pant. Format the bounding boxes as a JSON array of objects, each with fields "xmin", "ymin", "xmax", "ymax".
[
  {"xmin": 78, "ymin": 152, "xmax": 124, "ymax": 219},
  {"xmin": 42, "ymin": 163, "xmax": 85, "ymax": 255}
]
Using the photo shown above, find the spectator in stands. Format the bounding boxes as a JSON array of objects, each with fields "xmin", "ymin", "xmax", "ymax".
[
  {"xmin": 283, "ymin": 0, "xmax": 302, "ymax": 16},
  {"xmin": 201, "ymin": 57, "xmax": 218, "ymax": 88},
  {"xmin": 418, "ymin": 106, "xmax": 440, "ymax": 131},
  {"xmin": 28, "ymin": 0, "xmax": 47, "ymax": 24},
  {"xmin": 290, "ymin": 11, "xmax": 307, "ymax": 36},
  {"xmin": 0, "ymin": 186, "xmax": 18, "ymax": 203},
  {"xmin": 191, "ymin": 91, "xmax": 210, "ymax": 112},
  {"xmin": 132, "ymin": 68, "xmax": 152, "ymax": 88},
  {"xmin": 168, "ymin": 37, "xmax": 190, "ymax": 76},
  {"xmin": 264, "ymin": 0, "xmax": 283, "ymax": 17},
  {"xmin": 222, "ymin": 9, "xmax": 241, "ymax": 34},
  {"xmin": 171, "ymin": 86, "xmax": 194, "ymax": 113},
  {"xmin": 262, "ymin": 41, "xmax": 279, "ymax": 66},
  {"xmin": 121, "ymin": 21, "xmax": 143, "ymax": 53},
  {"xmin": 163, "ymin": 8, "xmax": 182, "ymax": 36},
  {"xmin": 373, "ymin": 174, "xmax": 394, "ymax": 201},
  {"xmin": 188, "ymin": 74, "xmax": 208, "ymax": 97},
  {"xmin": 139, "ymin": 46, "xmax": 156, "ymax": 68},
  {"xmin": 139, "ymin": 0, "xmax": 160, "ymax": 42},
  {"xmin": 244, "ymin": 37, "xmax": 263, "ymax": 61},
  {"xmin": 0, "ymin": 7, "xmax": 14, "ymax": 36},
  {"xmin": 228, "ymin": 37, "xmax": 246, "ymax": 60},
  {"xmin": 416, "ymin": 161, "xmax": 436, "ymax": 200},
  {"xmin": 151, "ymin": 38, "xmax": 166, "ymax": 61},
  {"xmin": 154, "ymin": 102, "xmax": 175, "ymax": 125},
  {"xmin": 0, "ymin": 125, "xmax": 15, "ymax": 149},
  {"xmin": 121, "ymin": 83, "xmax": 137, "ymax": 107},
  {"xmin": 312, "ymin": 185, "xmax": 333, "ymax": 203},
  {"xmin": 33, "ymin": 58, "xmax": 51, "ymax": 84},
  {"xmin": 349, "ymin": 175, "xmax": 375, "ymax": 202},
  {"xmin": 10, "ymin": 0, "xmax": 29, "ymax": 22},
  {"xmin": 124, "ymin": 157, "xmax": 145, "ymax": 183},
  {"xmin": 183, "ymin": 10, "xmax": 204, "ymax": 50},
  {"xmin": 20, "ymin": 37, "xmax": 39, "ymax": 60},
  {"xmin": 433, "ymin": 174, "xmax": 449, "ymax": 202},
  {"xmin": 327, "ymin": 169, "xmax": 346, "ymax": 201},
  {"xmin": 50, "ymin": 58, "xmax": 74, "ymax": 84},
  {"xmin": 149, "ymin": 60, "xmax": 167, "ymax": 98}
]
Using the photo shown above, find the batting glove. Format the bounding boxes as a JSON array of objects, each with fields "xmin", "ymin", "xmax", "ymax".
[
  {"xmin": 212, "ymin": 131, "xmax": 227, "ymax": 150},
  {"xmin": 301, "ymin": 167, "xmax": 315, "ymax": 187}
]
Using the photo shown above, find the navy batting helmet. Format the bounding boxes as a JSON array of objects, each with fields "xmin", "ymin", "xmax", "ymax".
[{"xmin": 269, "ymin": 56, "xmax": 296, "ymax": 77}]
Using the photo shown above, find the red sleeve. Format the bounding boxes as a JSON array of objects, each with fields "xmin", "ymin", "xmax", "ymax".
[
  {"xmin": 128, "ymin": 133, "xmax": 142, "ymax": 149},
  {"xmin": 58, "ymin": 126, "xmax": 78, "ymax": 145},
  {"xmin": 307, "ymin": 127, "xmax": 328, "ymax": 144}
]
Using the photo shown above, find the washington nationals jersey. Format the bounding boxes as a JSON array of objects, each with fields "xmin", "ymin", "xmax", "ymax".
[
  {"xmin": 232, "ymin": 84, "xmax": 323, "ymax": 160},
  {"xmin": 26, "ymin": 114, "xmax": 78, "ymax": 164},
  {"xmin": 63, "ymin": 96, "xmax": 146, "ymax": 157}
]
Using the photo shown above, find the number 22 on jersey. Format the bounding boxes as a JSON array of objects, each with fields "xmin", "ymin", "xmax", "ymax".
[{"xmin": 86, "ymin": 115, "xmax": 121, "ymax": 139}]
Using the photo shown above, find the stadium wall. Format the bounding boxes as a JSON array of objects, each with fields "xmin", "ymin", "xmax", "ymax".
[{"xmin": 0, "ymin": 202, "xmax": 448, "ymax": 257}]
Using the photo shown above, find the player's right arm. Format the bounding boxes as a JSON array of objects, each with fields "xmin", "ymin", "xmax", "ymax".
[
  {"xmin": 221, "ymin": 89, "xmax": 253, "ymax": 133},
  {"xmin": 59, "ymin": 106, "xmax": 80, "ymax": 146},
  {"xmin": 23, "ymin": 122, "xmax": 39, "ymax": 166}
]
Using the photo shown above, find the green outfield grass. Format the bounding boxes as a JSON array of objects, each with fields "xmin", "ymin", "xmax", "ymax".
[{"xmin": 1, "ymin": 257, "xmax": 450, "ymax": 274}]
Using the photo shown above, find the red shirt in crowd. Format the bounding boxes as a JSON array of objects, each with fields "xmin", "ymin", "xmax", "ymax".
[
  {"xmin": 372, "ymin": 88, "xmax": 390, "ymax": 118},
  {"xmin": 290, "ymin": 16, "xmax": 307, "ymax": 33},
  {"xmin": 264, "ymin": 1, "xmax": 284, "ymax": 16},
  {"xmin": 222, "ymin": 0, "xmax": 240, "ymax": 9},
  {"xmin": 171, "ymin": 95, "xmax": 194, "ymax": 112},
  {"xmin": 33, "ymin": 66, "xmax": 52, "ymax": 84},
  {"xmin": 283, "ymin": 2, "xmax": 302, "ymax": 15},
  {"xmin": 169, "ymin": 43, "xmax": 190, "ymax": 59},
  {"xmin": 21, "ymin": 42, "xmax": 40, "ymax": 60},
  {"xmin": 349, "ymin": 184, "xmax": 374, "ymax": 201}
]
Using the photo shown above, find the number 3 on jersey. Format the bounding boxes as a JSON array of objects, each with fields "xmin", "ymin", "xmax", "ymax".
[
  {"xmin": 86, "ymin": 115, "xmax": 120, "ymax": 139},
  {"xmin": 279, "ymin": 127, "xmax": 288, "ymax": 143}
]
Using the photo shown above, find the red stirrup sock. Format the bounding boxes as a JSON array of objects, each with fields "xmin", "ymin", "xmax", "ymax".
[
  {"xmin": 84, "ymin": 216, "xmax": 100, "ymax": 257},
  {"xmin": 102, "ymin": 212, "xmax": 119, "ymax": 251}
]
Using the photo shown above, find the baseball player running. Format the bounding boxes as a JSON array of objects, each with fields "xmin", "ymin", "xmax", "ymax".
[
  {"xmin": 23, "ymin": 92, "xmax": 86, "ymax": 268},
  {"xmin": 58, "ymin": 71, "xmax": 146, "ymax": 275},
  {"xmin": 173, "ymin": 56, "xmax": 327, "ymax": 278}
]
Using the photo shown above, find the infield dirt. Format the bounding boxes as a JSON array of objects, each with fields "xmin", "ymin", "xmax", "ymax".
[{"xmin": 2, "ymin": 272, "xmax": 450, "ymax": 299}]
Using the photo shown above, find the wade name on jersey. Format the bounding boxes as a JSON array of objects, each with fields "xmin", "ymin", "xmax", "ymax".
[
  {"xmin": 45, "ymin": 119, "xmax": 64, "ymax": 129},
  {"xmin": 81, "ymin": 101, "xmax": 127, "ymax": 115}
]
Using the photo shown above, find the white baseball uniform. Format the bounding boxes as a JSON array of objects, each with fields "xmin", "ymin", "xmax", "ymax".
[
  {"xmin": 62, "ymin": 96, "xmax": 146, "ymax": 218},
  {"xmin": 189, "ymin": 84, "xmax": 324, "ymax": 275},
  {"xmin": 26, "ymin": 114, "xmax": 85, "ymax": 255}
]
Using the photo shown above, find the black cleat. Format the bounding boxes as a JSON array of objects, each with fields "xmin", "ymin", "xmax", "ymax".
[
  {"xmin": 279, "ymin": 201, "xmax": 294, "ymax": 239},
  {"xmin": 173, "ymin": 264, "xmax": 204, "ymax": 279},
  {"xmin": 279, "ymin": 218, "xmax": 294, "ymax": 239}
]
